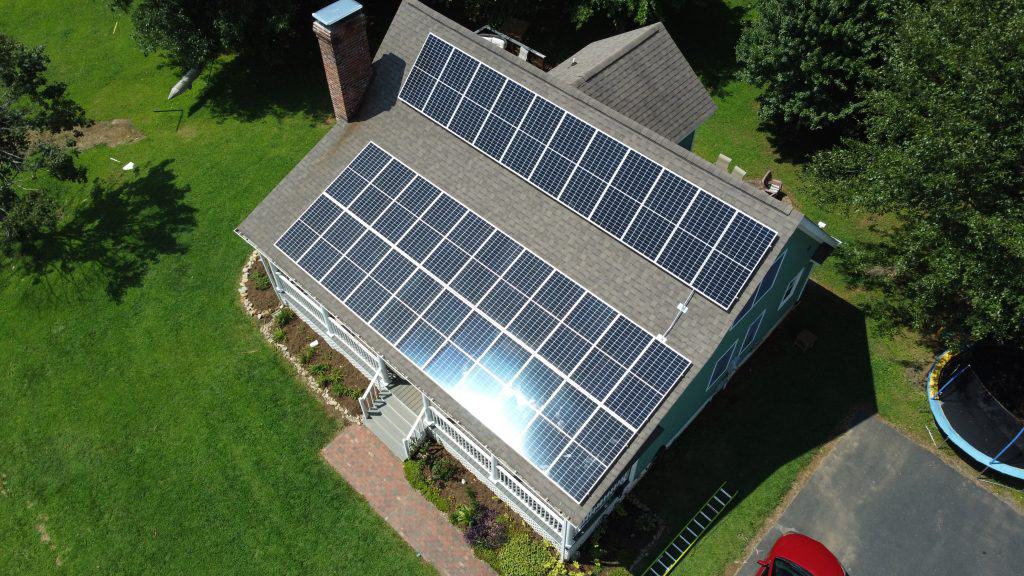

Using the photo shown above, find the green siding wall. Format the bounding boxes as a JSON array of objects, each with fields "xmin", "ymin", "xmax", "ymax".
[
  {"xmin": 630, "ymin": 226, "xmax": 821, "ymax": 475},
  {"xmin": 679, "ymin": 131, "xmax": 696, "ymax": 150}
]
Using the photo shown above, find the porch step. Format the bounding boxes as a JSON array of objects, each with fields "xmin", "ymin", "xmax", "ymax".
[
  {"xmin": 365, "ymin": 414, "xmax": 410, "ymax": 460},
  {"xmin": 363, "ymin": 385, "xmax": 423, "ymax": 460},
  {"xmin": 371, "ymin": 391, "xmax": 418, "ymax": 429}
]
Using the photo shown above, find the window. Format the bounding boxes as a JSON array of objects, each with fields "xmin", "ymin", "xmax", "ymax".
[
  {"xmin": 778, "ymin": 268, "xmax": 805, "ymax": 310},
  {"xmin": 772, "ymin": 558, "xmax": 814, "ymax": 576},
  {"xmin": 732, "ymin": 250, "xmax": 786, "ymax": 328},
  {"xmin": 706, "ymin": 341, "xmax": 737, "ymax": 392},
  {"xmin": 740, "ymin": 310, "xmax": 765, "ymax": 357}
]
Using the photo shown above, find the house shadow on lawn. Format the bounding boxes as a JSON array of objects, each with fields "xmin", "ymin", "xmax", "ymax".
[
  {"xmin": 613, "ymin": 282, "xmax": 877, "ymax": 572},
  {"xmin": 17, "ymin": 160, "xmax": 196, "ymax": 303}
]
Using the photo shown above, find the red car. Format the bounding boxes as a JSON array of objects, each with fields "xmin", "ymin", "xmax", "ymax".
[{"xmin": 755, "ymin": 533, "xmax": 846, "ymax": 576}]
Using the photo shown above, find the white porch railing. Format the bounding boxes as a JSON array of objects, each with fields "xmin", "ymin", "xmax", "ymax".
[
  {"xmin": 429, "ymin": 407, "xmax": 567, "ymax": 547},
  {"xmin": 276, "ymin": 273, "xmax": 326, "ymax": 332},
  {"xmin": 325, "ymin": 316, "xmax": 379, "ymax": 379},
  {"xmin": 402, "ymin": 408, "xmax": 430, "ymax": 457},
  {"xmin": 269, "ymin": 263, "xmax": 381, "ymax": 380},
  {"xmin": 358, "ymin": 369, "xmax": 388, "ymax": 419}
]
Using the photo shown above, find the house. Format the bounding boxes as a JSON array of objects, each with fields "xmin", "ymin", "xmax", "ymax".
[{"xmin": 236, "ymin": 0, "xmax": 838, "ymax": 559}]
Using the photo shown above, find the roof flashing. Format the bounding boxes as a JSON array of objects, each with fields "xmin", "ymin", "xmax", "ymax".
[{"xmin": 313, "ymin": 0, "xmax": 362, "ymax": 26}]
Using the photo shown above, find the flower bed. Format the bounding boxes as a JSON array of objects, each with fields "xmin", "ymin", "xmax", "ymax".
[{"xmin": 403, "ymin": 437, "xmax": 616, "ymax": 576}]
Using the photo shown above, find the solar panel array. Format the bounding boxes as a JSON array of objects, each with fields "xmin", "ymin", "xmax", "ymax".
[
  {"xmin": 398, "ymin": 33, "xmax": 778, "ymax": 309},
  {"xmin": 275, "ymin": 143, "xmax": 691, "ymax": 503}
]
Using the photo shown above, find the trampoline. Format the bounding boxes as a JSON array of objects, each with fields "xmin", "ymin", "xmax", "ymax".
[{"xmin": 927, "ymin": 345, "xmax": 1024, "ymax": 480}]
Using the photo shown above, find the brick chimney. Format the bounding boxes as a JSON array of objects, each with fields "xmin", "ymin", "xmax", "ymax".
[{"xmin": 313, "ymin": 0, "xmax": 371, "ymax": 122}]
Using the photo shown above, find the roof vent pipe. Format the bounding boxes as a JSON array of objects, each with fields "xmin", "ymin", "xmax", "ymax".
[{"xmin": 659, "ymin": 291, "xmax": 694, "ymax": 341}]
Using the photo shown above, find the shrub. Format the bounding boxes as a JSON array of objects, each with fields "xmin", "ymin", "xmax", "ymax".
[
  {"xmin": 271, "ymin": 328, "xmax": 286, "ymax": 343},
  {"xmin": 474, "ymin": 545, "xmax": 500, "ymax": 573},
  {"xmin": 451, "ymin": 503, "xmax": 477, "ymax": 527},
  {"xmin": 298, "ymin": 347, "xmax": 314, "ymax": 365},
  {"xmin": 407, "ymin": 436, "xmax": 428, "ymax": 460},
  {"xmin": 319, "ymin": 368, "xmax": 341, "ymax": 386},
  {"xmin": 464, "ymin": 506, "xmax": 507, "ymax": 549},
  {"xmin": 308, "ymin": 362, "xmax": 330, "ymax": 378},
  {"xmin": 275, "ymin": 307, "xmax": 295, "ymax": 328},
  {"xmin": 604, "ymin": 569, "xmax": 631, "ymax": 576},
  {"xmin": 496, "ymin": 531, "xmax": 550, "ymax": 576},
  {"xmin": 330, "ymin": 380, "xmax": 358, "ymax": 399},
  {"xmin": 431, "ymin": 456, "xmax": 458, "ymax": 485},
  {"xmin": 251, "ymin": 269, "xmax": 271, "ymax": 290},
  {"xmin": 403, "ymin": 460, "xmax": 450, "ymax": 513},
  {"xmin": 404, "ymin": 459, "xmax": 428, "ymax": 490}
]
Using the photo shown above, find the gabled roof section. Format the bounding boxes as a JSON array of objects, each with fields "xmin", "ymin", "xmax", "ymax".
[
  {"xmin": 549, "ymin": 22, "xmax": 716, "ymax": 143},
  {"xmin": 237, "ymin": 0, "xmax": 801, "ymax": 525}
]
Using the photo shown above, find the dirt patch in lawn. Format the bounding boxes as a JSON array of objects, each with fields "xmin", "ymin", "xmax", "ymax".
[{"xmin": 75, "ymin": 119, "xmax": 145, "ymax": 150}]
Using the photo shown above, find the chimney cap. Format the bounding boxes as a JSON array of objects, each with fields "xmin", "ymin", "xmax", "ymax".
[{"xmin": 313, "ymin": 0, "xmax": 362, "ymax": 26}]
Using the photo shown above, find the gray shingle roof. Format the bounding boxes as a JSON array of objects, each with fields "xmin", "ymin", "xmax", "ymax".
[
  {"xmin": 237, "ymin": 0, "xmax": 802, "ymax": 526},
  {"xmin": 549, "ymin": 22, "xmax": 717, "ymax": 143}
]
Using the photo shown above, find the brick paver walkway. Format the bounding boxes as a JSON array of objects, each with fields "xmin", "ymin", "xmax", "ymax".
[{"xmin": 322, "ymin": 425, "xmax": 496, "ymax": 576}]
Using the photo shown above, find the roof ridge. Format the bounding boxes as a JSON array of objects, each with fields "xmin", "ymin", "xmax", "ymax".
[
  {"xmin": 576, "ymin": 22, "xmax": 662, "ymax": 86},
  {"xmin": 401, "ymin": 0, "xmax": 795, "ymax": 220}
]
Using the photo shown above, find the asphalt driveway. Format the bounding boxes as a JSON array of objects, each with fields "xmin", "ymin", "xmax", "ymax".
[{"xmin": 738, "ymin": 417, "xmax": 1024, "ymax": 575}]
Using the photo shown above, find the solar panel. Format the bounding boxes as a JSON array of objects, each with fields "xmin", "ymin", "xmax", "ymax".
[
  {"xmin": 274, "ymin": 143, "xmax": 692, "ymax": 503},
  {"xmin": 399, "ymin": 33, "xmax": 778, "ymax": 309}
]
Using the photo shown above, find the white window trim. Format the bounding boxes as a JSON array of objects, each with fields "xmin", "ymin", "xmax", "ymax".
[
  {"xmin": 795, "ymin": 267, "xmax": 812, "ymax": 301},
  {"xmin": 739, "ymin": 309, "xmax": 766, "ymax": 358},
  {"xmin": 778, "ymin": 268, "xmax": 806, "ymax": 311},
  {"xmin": 706, "ymin": 341, "xmax": 737, "ymax": 392},
  {"xmin": 732, "ymin": 249, "xmax": 787, "ymax": 329}
]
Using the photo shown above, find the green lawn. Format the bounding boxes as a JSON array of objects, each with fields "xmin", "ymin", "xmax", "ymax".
[
  {"xmin": 2, "ymin": 2, "xmax": 1017, "ymax": 576},
  {"xmin": 0, "ymin": 2, "xmax": 433, "ymax": 575}
]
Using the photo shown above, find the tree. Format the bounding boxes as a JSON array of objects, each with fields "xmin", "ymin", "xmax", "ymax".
[
  {"xmin": 809, "ymin": 0, "xmax": 1024, "ymax": 349},
  {"xmin": 109, "ymin": 0, "xmax": 321, "ymax": 72},
  {"xmin": 736, "ymin": 0, "xmax": 892, "ymax": 140},
  {"xmin": 437, "ymin": 0, "xmax": 686, "ymax": 30},
  {"xmin": 570, "ymin": 0, "xmax": 658, "ymax": 27},
  {"xmin": 0, "ymin": 34, "xmax": 88, "ymax": 257}
]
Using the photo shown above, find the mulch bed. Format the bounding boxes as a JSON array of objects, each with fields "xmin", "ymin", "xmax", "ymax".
[
  {"xmin": 244, "ymin": 260, "xmax": 280, "ymax": 314},
  {"xmin": 278, "ymin": 318, "xmax": 367, "ymax": 415},
  {"xmin": 419, "ymin": 442, "xmax": 515, "ymax": 517}
]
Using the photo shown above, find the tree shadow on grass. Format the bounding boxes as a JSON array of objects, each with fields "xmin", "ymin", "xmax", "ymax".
[
  {"xmin": 657, "ymin": 0, "xmax": 748, "ymax": 97},
  {"xmin": 602, "ymin": 282, "xmax": 877, "ymax": 571},
  {"xmin": 17, "ymin": 160, "xmax": 196, "ymax": 303},
  {"xmin": 183, "ymin": 0, "xmax": 404, "ymax": 124},
  {"xmin": 187, "ymin": 41, "xmax": 333, "ymax": 125},
  {"xmin": 761, "ymin": 119, "xmax": 845, "ymax": 165}
]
